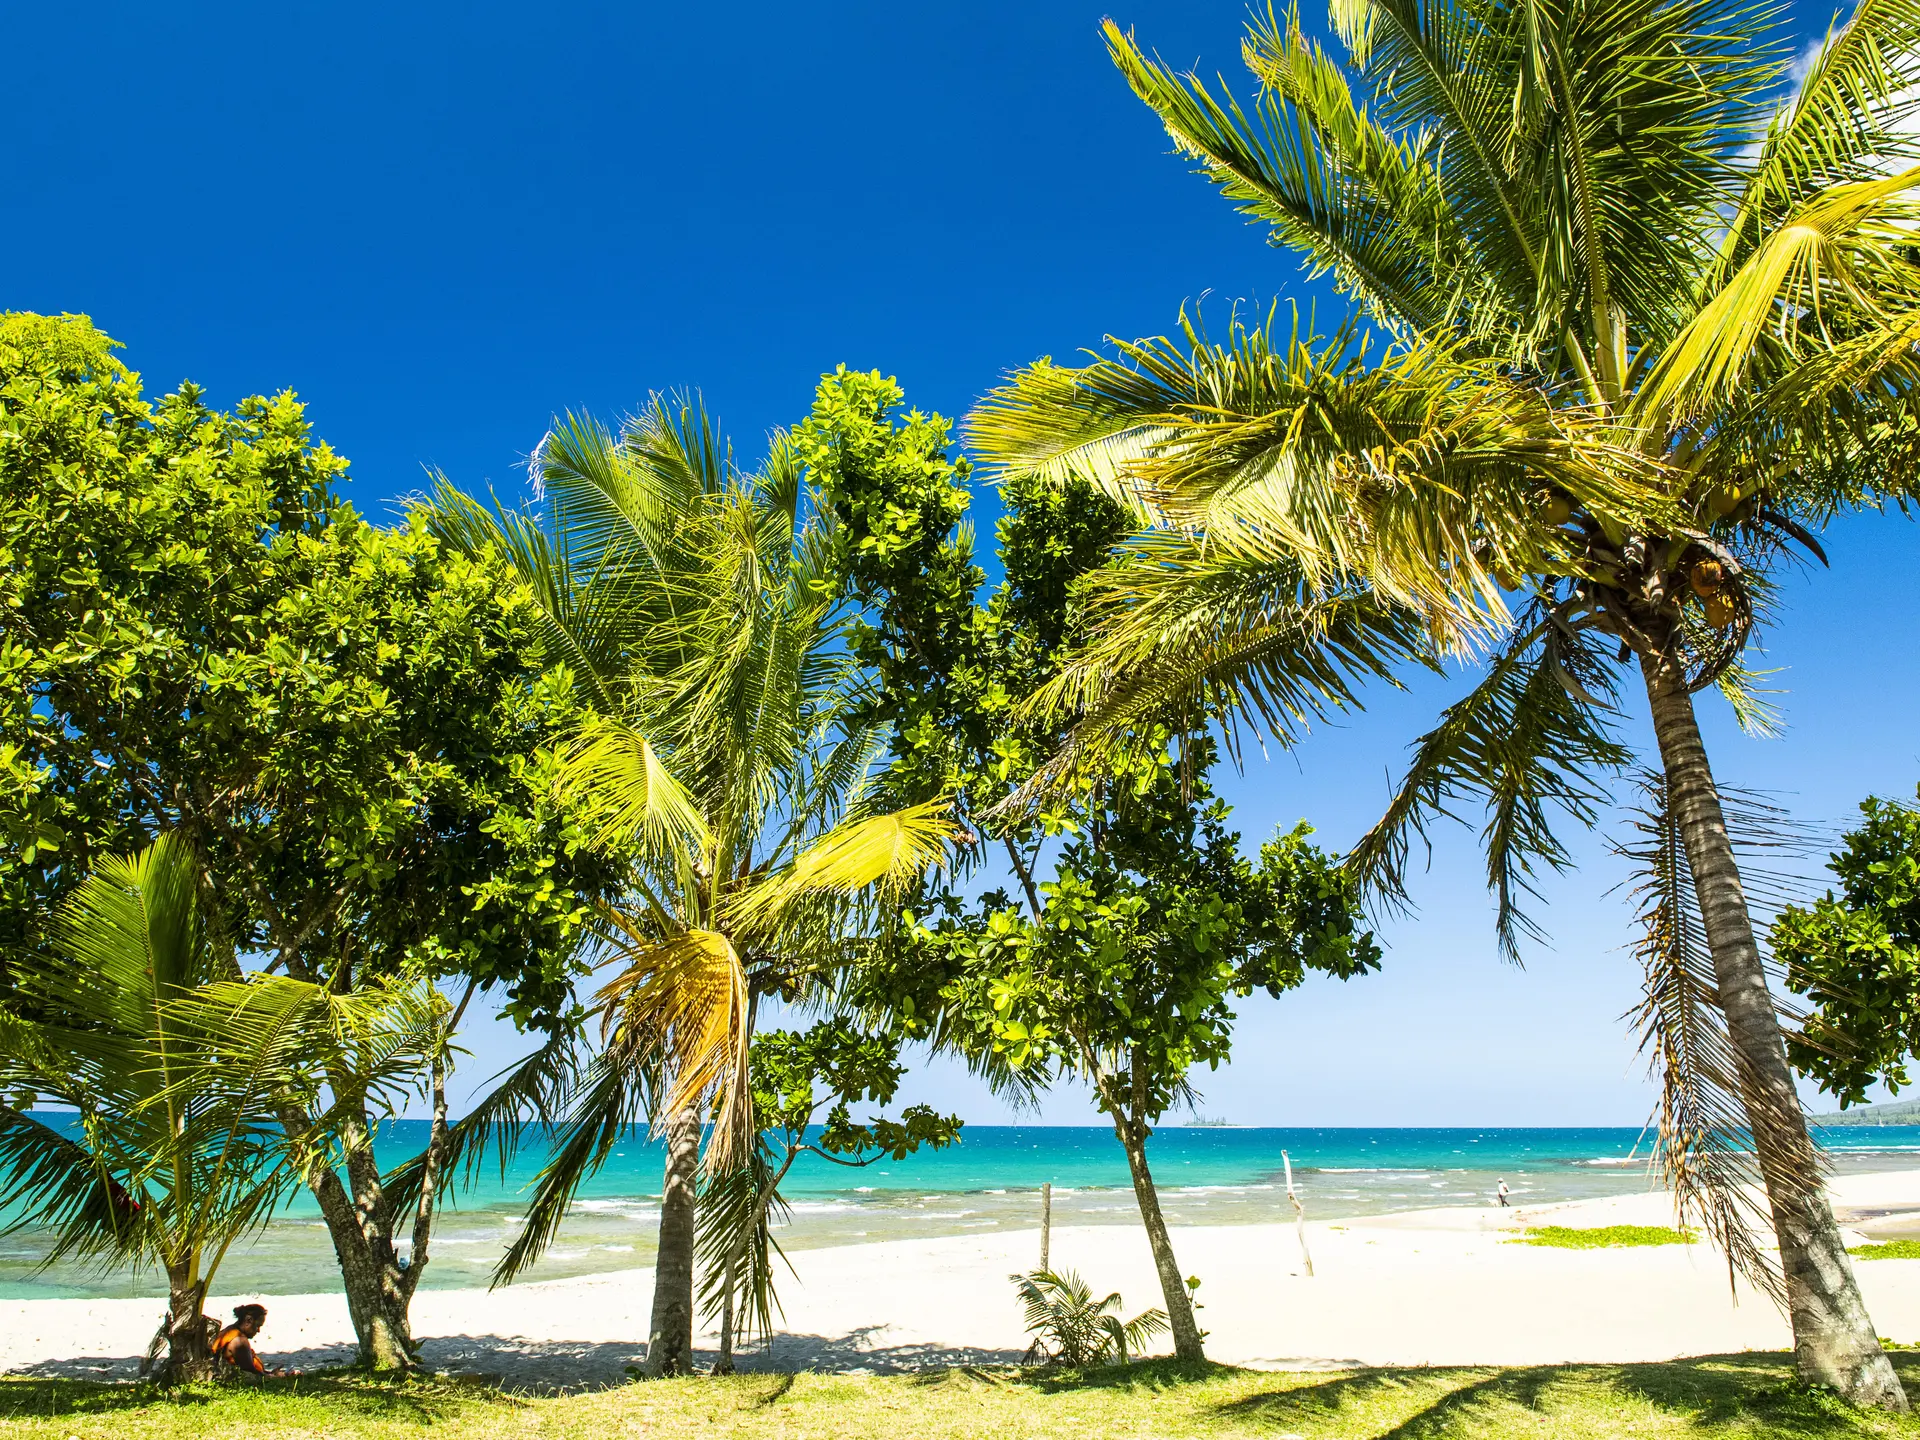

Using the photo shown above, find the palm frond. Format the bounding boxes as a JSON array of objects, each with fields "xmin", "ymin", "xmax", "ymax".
[
  {"xmin": 1728, "ymin": 0, "xmax": 1920, "ymax": 265},
  {"xmin": 1003, "ymin": 533, "xmax": 1428, "ymax": 806},
  {"xmin": 491, "ymin": 1053, "xmax": 651, "ymax": 1286},
  {"xmin": 728, "ymin": 801, "xmax": 955, "ymax": 943},
  {"xmin": 0, "ymin": 1104, "xmax": 147, "ymax": 1268},
  {"xmin": 694, "ymin": 1144, "xmax": 791, "ymax": 1346},
  {"xmin": 1642, "ymin": 165, "xmax": 1920, "ymax": 424},
  {"xmin": 1617, "ymin": 770, "xmax": 1831, "ymax": 1300},
  {"xmin": 1348, "ymin": 615, "xmax": 1632, "ymax": 958},
  {"xmin": 597, "ymin": 923, "xmax": 751, "ymax": 1173},
  {"xmin": 557, "ymin": 717, "xmax": 710, "ymax": 861}
]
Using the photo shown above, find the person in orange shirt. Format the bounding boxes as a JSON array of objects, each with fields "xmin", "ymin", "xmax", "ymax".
[{"xmin": 211, "ymin": 1304, "xmax": 296, "ymax": 1378}]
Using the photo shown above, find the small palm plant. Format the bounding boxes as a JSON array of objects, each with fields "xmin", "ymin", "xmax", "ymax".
[
  {"xmin": 0, "ymin": 835, "xmax": 293, "ymax": 1382},
  {"xmin": 1012, "ymin": 1267, "xmax": 1169, "ymax": 1367}
]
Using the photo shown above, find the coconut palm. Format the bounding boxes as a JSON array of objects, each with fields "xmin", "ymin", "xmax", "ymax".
[
  {"xmin": 426, "ymin": 398, "xmax": 950, "ymax": 1375},
  {"xmin": 967, "ymin": 0, "xmax": 1920, "ymax": 1406},
  {"xmin": 0, "ymin": 835, "xmax": 293, "ymax": 1381}
]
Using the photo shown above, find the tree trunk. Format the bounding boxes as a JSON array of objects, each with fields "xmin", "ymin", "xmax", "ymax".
[
  {"xmin": 161, "ymin": 1262, "xmax": 212, "ymax": 1383},
  {"xmin": 1113, "ymin": 1114, "xmax": 1205, "ymax": 1363},
  {"xmin": 646, "ymin": 1104, "xmax": 701, "ymax": 1376},
  {"xmin": 716, "ymin": 1253, "xmax": 737, "ymax": 1374},
  {"xmin": 296, "ymin": 1106, "xmax": 424, "ymax": 1371},
  {"xmin": 1642, "ymin": 653, "xmax": 1906, "ymax": 1410}
]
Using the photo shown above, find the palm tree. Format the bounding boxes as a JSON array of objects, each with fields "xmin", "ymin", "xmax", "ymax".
[
  {"xmin": 0, "ymin": 835, "xmax": 292, "ymax": 1381},
  {"xmin": 427, "ymin": 398, "xmax": 949, "ymax": 1375},
  {"xmin": 967, "ymin": 0, "xmax": 1920, "ymax": 1407}
]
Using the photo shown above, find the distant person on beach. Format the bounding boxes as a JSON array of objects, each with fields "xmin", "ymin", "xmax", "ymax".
[
  {"xmin": 213, "ymin": 1304, "xmax": 297, "ymax": 1378},
  {"xmin": 1496, "ymin": 1180, "xmax": 1510, "ymax": 1207}
]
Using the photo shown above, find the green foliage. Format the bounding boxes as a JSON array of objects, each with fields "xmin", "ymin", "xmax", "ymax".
[
  {"xmin": 0, "ymin": 836, "xmax": 288, "ymax": 1300},
  {"xmin": 0, "ymin": 311, "xmax": 620, "ymax": 1028},
  {"xmin": 1011, "ymin": 1268, "xmax": 1169, "ymax": 1367},
  {"xmin": 797, "ymin": 363, "xmax": 1129, "ymax": 834},
  {"xmin": 1853, "ymin": 1241, "xmax": 1920, "ymax": 1261},
  {"xmin": 1777, "ymin": 788, "xmax": 1920, "ymax": 1104},
  {"xmin": 1516, "ymin": 1225, "xmax": 1697, "ymax": 1249},
  {"xmin": 748, "ymin": 1019, "xmax": 962, "ymax": 1163},
  {"xmin": 696, "ymin": 1020, "xmax": 962, "ymax": 1346},
  {"xmin": 901, "ymin": 743, "xmax": 1377, "ymax": 1111}
]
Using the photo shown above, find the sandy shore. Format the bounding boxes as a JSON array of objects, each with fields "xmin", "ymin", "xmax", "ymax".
[{"xmin": 10, "ymin": 1171, "xmax": 1920, "ymax": 1391}]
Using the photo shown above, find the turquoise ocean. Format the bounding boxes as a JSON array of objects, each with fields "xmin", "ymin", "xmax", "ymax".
[{"xmin": 8, "ymin": 1121, "xmax": 1920, "ymax": 1300}]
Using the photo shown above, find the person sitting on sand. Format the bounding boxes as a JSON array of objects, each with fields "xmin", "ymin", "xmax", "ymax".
[{"xmin": 212, "ymin": 1303, "xmax": 297, "ymax": 1378}]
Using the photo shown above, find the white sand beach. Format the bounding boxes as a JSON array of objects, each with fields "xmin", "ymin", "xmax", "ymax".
[{"xmin": 10, "ymin": 1171, "xmax": 1920, "ymax": 1391}]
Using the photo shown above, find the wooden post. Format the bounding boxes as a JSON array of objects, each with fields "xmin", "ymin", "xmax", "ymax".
[
  {"xmin": 1282, "ymin": 1150, "xmax": 1313, "ymax": 1277},
  {"xmin": 1040, "ymin": 1182, "xmax": 1052, "ymax": 1272}
]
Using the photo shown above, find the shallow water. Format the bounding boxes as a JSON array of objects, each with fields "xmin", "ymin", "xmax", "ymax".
[{"xmin": 7, "ymin": 1120, "xmax": 1917, "ymax": 1299}]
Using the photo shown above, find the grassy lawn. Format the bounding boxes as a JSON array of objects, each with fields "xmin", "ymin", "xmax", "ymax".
[
  {"xmin": 1854, "ymin": 1241, "xmax": 1920, "ymax": 1261},
  {"xmin": 6, "ymin": 1353, "xmax": 1920, "ymax": 1439},
  {"xmin": 1516, "ymin": 1224, "xmax": 1697, "ymax": 1248}
]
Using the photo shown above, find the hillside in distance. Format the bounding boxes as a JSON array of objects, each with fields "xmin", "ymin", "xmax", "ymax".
[{"xmin": 1813, "ymin": 1097, "xmax": 1920, "ymax": 1126}]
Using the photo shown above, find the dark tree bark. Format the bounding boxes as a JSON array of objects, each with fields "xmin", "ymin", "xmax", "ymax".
[
  {"xmin": 1642, "ymin": 651, "xmax": 1906, "ymax": 1410},
  {"xmin": 288, "ymin": 1044, "xmax": 452, "ymax": 1372},
  {"xmin": 647, "ymin": 1104, "xmax": 701, "ymax": 1376},
  {"xmin": 1101, "ymin": 1054, "xmax": 1204, "ymax": 1363}
]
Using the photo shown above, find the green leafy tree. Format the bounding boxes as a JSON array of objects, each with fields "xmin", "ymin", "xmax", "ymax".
[
  {"xmin": 425, "ymin": 396, "xmax": 950, "ymax": 1375},
  {"xmin": 0, "ymin": 313, "xmax": 622, "ymax": 1369},
  {"xmin": 1776, "ymin": 788, "xmax": 1920, "ymax": 1103},
  {"xmin": 801, "ymin": 372, "xmax": 1377, "ymax": 1363},
  {"xmin": 966, "ymin": 0, "xmax": 1920, "ymax": 1403},
  {"xmin": 900, "ymin": 744, "xmax": 1375, "ymax": 1362},
  {"xmin": 0, "ymin": 836, "xmax": 290, "ymax": 1381},
  {"xmin": 697, "ymin": 1020, "xmax": 962, "ymax": 1372}
]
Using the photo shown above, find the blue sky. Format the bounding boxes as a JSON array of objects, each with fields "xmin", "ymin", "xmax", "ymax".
[{"xmin": 12, "ymin": 0, "xmax": 1913, "ymax": 1125}]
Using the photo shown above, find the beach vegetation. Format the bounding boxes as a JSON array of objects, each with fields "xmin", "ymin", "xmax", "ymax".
[
  {"xmin": 6, "ymin": 1352, "xmax": 1920, "ymax": 1438},
  {"xmin": 1777, "ymin": 788, "xmax": 1920, "ymax": 1104},
  {"xmin": 697, "ymin": 1020, "xmax": 962, "ymax": 1371},
  {"xmin": 0, "ymin": 836, "xmax": 293, "ymax": 1382},
  {"xmin": 1517, "ymin": 1224, "xmax": 1697, "ymax": 1248},
  {"xmin": 1853, "ymin": 1241, "xmax": 1920, "ymax": 1261},
  {"xmin": 1011, "ymin": 1267, "xmax": 1169, "ymax": 1366},
  {"xmin": 0, "ymin": 312, "xmax": 629, "ymax": 1371},
  {"xmin": 424, "ymin": 394, "xmax": 953, "ymax": 1374},
  {"xmin": 802, "ymin": 370, "xmax": 1377, "ymax": 1363},
  {"xmin": 964, "ymin": 0, "xmax": 1920, "ymax": 1405}
]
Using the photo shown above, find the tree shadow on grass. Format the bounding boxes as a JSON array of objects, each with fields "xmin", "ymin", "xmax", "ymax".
[
  {"xmin": 1209, "ymin": 1352, "xmax": 1915, "ymax": 1437},
  {"xmin": 0, "ymin": 1372, "xmax": 512, "ymax": 1425},
  {"xmin": 1004, "ymin": 1356, "xmax": 1228, "ymax": 1394}
]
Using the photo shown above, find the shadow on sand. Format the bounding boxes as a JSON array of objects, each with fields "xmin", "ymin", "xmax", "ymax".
[{"xmin": 4, "ymin": 1328, "xmax": 1030, "ymax": 1396}]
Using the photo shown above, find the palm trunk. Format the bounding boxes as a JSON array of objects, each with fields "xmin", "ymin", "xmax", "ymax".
[
  {"xmin": 646, "ymin": 1104, "xmax": 701, "ymax": 1376},
  {"xmin": 162, "ymin": 1261, "xmax": 212, "ymax": 1382},
  {"xmin": 1642, "ymin": 653, "xmax": 1906, "ymax": 1410}
]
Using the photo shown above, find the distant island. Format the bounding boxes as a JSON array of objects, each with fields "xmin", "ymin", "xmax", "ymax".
[
  {"xmin": 1812, "ymin": 1097, "xmax": 1920, "ymax": 1126},
  {"xmin": 1182, "ymin": 1116, "xmax": 1238, "ymax": 1128}
]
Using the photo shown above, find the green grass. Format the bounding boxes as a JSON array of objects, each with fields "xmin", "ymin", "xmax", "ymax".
[
  {"xmin": 5, "ymin": 1354, "xmax": 1920, "ymax": 1439},
  {"xmin": 1515, "ymin": 1224, "xmax": 1697, "ymax": 1249},
  {"xmin": 1853, "ymin": 1240, "xmax": 1920, "ymax": 1261}
]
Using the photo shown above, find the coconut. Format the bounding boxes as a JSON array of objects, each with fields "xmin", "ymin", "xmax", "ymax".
[
  {"xmin": 1541, "ymin": 494, "xmax": 1573, "ymax": 526},
  {"xmin": 1708, "ymin": 485, "xmax": 1741, "ymax": 518},
  {"xmin": 1688, "ymin": 559, "xmax": 1725, "ymax": 597},
  {"xmin": 1704, "ymin": 592, "xmax": 1737, "ymax": 628}
]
